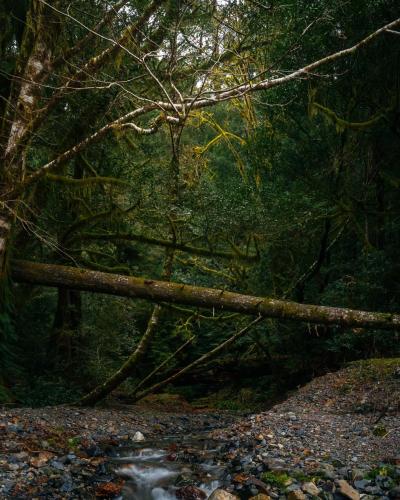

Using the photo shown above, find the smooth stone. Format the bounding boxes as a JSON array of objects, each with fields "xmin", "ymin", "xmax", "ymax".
[
  {"xmin": 389, "ymin": 486, "xmax": 400, "ymax": 498},
  {"xmin": 336, "ymin": 479, "xmax": 360, "ymax": 500},
  {"xmin": 132, "ymin": 431, "xmax": 145, "ymax": 442},
  {"xmin": 354, "ymin": 479, "xmax": 370, "ymax": 490},
  {"xmin": 263, "ymin": 458, "xmax": 287, "ymax": 472},
  {"xmin": 209, "ymin": 489, "xmax": 239, "ymax": 500},
  {"xmin": 287, "ymin": 490, "xmax": 306, "ymax": 500},
  {"xmin": 50, "ymin": 460, "xmax": 65, "ymax": 470},
  {"xmin": 302, "ymin": 481, "xmax": 320, "ymax": 496},
  {"xmin": 286, "ymin": 483, "xmax": 301, "ymax": 493}
]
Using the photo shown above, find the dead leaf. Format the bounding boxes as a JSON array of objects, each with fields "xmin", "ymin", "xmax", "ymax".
[
  {"xmin": 233, "ymin": 473, "xmax": 249, "ymax": 483},
  {"xmin": 95, "ymin": 481, "xmax": 124, "ymax": 497},
  {"xmin": 30, "ymin": 451, "xmax": 54, "ymax": 468}
]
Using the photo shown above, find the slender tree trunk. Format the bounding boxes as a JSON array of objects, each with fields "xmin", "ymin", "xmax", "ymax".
[
  {"xmin": 0, "ymin": 2, "xmax": 55, "ymax": 388},
  {"xmin": 132, "ymin": 316, "xmax": 263, "ymax": 402},
  {"xmin": 78, "ymin": 125, "xmax": 183, "ymax": 405},
  {"xmin": 130, "ymin": 335, "xmax": 195, "ymax": 397},
  {"xmin": 49, "ymin": 288, "xmax": 82, "ymax": 365},
  {"xmin": 79, "ymin": 304, "xmax": 163, "ymax": 406},
  {"xmin": 12, "ymin": 259, "xmax": 400, "ymax": 330},
  {"xmin": 78, "ymin": 240, "xmax": 176, "ymax": 406}
]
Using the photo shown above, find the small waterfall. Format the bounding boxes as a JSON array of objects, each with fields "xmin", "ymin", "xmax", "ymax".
[{"xmin": 113, "ymin": 436, "xmax": 223, "ymax": 499}]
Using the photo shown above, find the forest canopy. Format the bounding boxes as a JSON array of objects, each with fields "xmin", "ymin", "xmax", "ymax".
[{"xmin": 0, "ymin": 0, "xmax": 399, "ymax": 407}]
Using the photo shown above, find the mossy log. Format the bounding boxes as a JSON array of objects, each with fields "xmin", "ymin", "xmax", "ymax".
[{"xmin": 12, "ymin": 260, "xmax": 400, "ymax": 330}]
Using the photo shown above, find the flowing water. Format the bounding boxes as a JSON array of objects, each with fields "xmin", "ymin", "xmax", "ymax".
[{"xmin": 112, "ymin": 434, "xmax": 225, "ymax": 499}]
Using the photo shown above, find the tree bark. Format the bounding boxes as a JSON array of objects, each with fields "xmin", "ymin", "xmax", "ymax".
[
  {"xmin": 0, "ymin": 1, "xmax": 54, "ymax": 279},
  {"xmin": 79, "ymin": 304, "xmax": 163, "ymax": 406},
  {"xmin": 78, "ymin": 124, "xmax": 182, "ymax": 405},
  {"xmin": 132, "ymin": 316, "xmax": 263, "ymax": 402},
  {"xmin": 12, "ymin": 260, "xmax": 400, "ymax": 330},
  {"xmin": 77, "ymin": 232, "xmax": 259, "ymax": 262},
  {"xmin": 130, "ymin": 335, "xmax": 195, "ymax": 397}
]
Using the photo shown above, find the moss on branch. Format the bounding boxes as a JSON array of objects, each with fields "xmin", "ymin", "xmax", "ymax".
[
  {"xmin": 79, "ymin": 232, "xmax": 259, "ymax": 262},
  {"xmin": 11, "ymin": 260, "xmax": 400, "ymax": 330}
]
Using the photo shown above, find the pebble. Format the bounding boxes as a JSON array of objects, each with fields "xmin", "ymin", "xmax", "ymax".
[
  {"xmin": 354, "ymin": 478, "xmax": 370, "ymax": 490},
  {"xmin": 287, "ymin": 490, "xmax": 306, "ymax": 500},
  {"xmin": 209, "ymin": 489, "xmax": 238, "ymax": 500},
  {"xmin": 0, "ymin": 363, "xmax": 398, "ymax": 498},
  {"xmin": 132, "ymin": 431, "xmax": 145, "ymax": 441}
]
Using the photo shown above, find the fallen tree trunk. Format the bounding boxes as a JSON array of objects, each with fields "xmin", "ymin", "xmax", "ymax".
[
  {"xmin": 130, "ymin": 335, "xmax": 195, "ymax": 397},
  {"xmin": 131, "ymin": 316, "xmax": 264, "ymax": 402},
  {"xmin": 79, "ymin": 244, "xmax": 176, "ymax": 406},
  {"xmin": 79, "ymin": 304, "xmax": 163, "ymax": 406},
  {"xmin": 12, "ymin": 260, "xmax": 400, "ymax": 330}
]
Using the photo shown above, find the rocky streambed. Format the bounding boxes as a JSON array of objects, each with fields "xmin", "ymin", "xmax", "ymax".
[{"xmin": 0, "ymin": 361, "xmax": 399, "ymax": 499}]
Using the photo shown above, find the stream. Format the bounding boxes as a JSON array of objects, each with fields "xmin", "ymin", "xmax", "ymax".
[{"xmin": 112, "ymin": 433, "xmax": 226, "ymax": 499}]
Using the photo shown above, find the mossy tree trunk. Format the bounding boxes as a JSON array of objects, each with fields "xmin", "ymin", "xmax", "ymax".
[
  {"xmin": 132, "ymin": 316, "xmax": 263, "ymax": 402},
  {"xmin": 78, "ymin": 125, "xmax": 183, "ymax": 405},
  {"xmin": 0, "ymin": 1, "xmax": 56, "ymax": 387},
  {"xmin": 78, "ymin": 246, "xmax": 175, "ymax": 406},
  {"xmin": 49, "ymin": 157, "xmax": 86, "ymax": 365},
  {"xmin": 12, "ymin": 259, "xmax": 400, "ymax": 330}
]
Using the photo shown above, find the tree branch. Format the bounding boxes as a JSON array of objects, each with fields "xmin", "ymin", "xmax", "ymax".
[
  {"xmin": 12, "ymin": 260, "xmax": 400, "ymax": 330},
  {"xmin": 76, "ymin": 232, "xmax": 259, "ymax": 262},
  {"xmin": 16, "ymin": 17, "xmax": 399, "ymax": 195},
  {"xmin": 131, "ymin": 317, "xmax": 263, "ymax": 402}
]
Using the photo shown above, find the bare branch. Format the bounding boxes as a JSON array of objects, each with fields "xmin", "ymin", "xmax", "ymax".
[
  {"xmin": 385, "ymin": 28, "xmax": 400, "ymax": 36},
  {"xmin": 12, "ymin": 17, "xmax": 398, "ymax": 197}
]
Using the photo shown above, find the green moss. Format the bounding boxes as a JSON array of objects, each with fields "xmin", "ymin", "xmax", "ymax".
[
  {"xmin": 67, "ymin": 436, "xmax": 81, "ymax": 450},
  {"xmin": 366, "ymin": 465, "xmax": 397, "ymax": 480},
  {"xmin": 261, "ymin": 471, "xmax": 291, "ymax": 488},
  {"xmin": 372, "ymin": 424, "xmax": 388, "ymax": 437},
  {"xmin": 347, "ymin": 358, "xmax": 400, "ymax": 382},
  {"xmin": 292, "ymin": 470, "xmax": 328, "ymax": 482},
  {"xmin": 291, "ymin": 471, "xmax": 312, "ymax": 482}
]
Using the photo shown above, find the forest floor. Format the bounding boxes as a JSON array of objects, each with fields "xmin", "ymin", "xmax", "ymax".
[{"xmin": 0, "ymin": 358, "xmax": 399, "ymax": 499}]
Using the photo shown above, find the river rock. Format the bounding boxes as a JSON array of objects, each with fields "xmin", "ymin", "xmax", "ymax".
[
  {"xmin": 354, "ymin": 479, "xmax": 370, "ymax": 490},
  {"xmin": 351, "ymin": 468, "xmax": 366, "ymax": 480},
  {"xmin": 209, "ymin": 489, "xmax": 239, "ymax": 500},
  {"xmin": 176, "ymin": 485, "xmax": 206, "ymax": 499},
  {"xmin": 249, "ymin": 495, "xmax": 271, "ymax": 500},
  {"xmin": 336, "ymin": 479, "xmax": 360, "ymax": 500},
  {"xmin": 287, "ymin": 490, "xmax": 306, "ymax": 500},
  {"xmin": 389, "ymin": 486, "xmax": 400, "ymax": 498},
  {"xmin": 263, "ymin": 458, "xmax": 287, "ymax": 472},
  {"xmin": 132, "ymin": 431, "xmax": 145, "ymax": 442},
  {"xmin": 302, "ymin": 481, "xmax": 320, "ymax": 496}
]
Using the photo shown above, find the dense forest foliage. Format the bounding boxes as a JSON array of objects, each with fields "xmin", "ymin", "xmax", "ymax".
[{"xmin": 0, "ymin": 0, "xmax": 399, "ymax": 407}]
